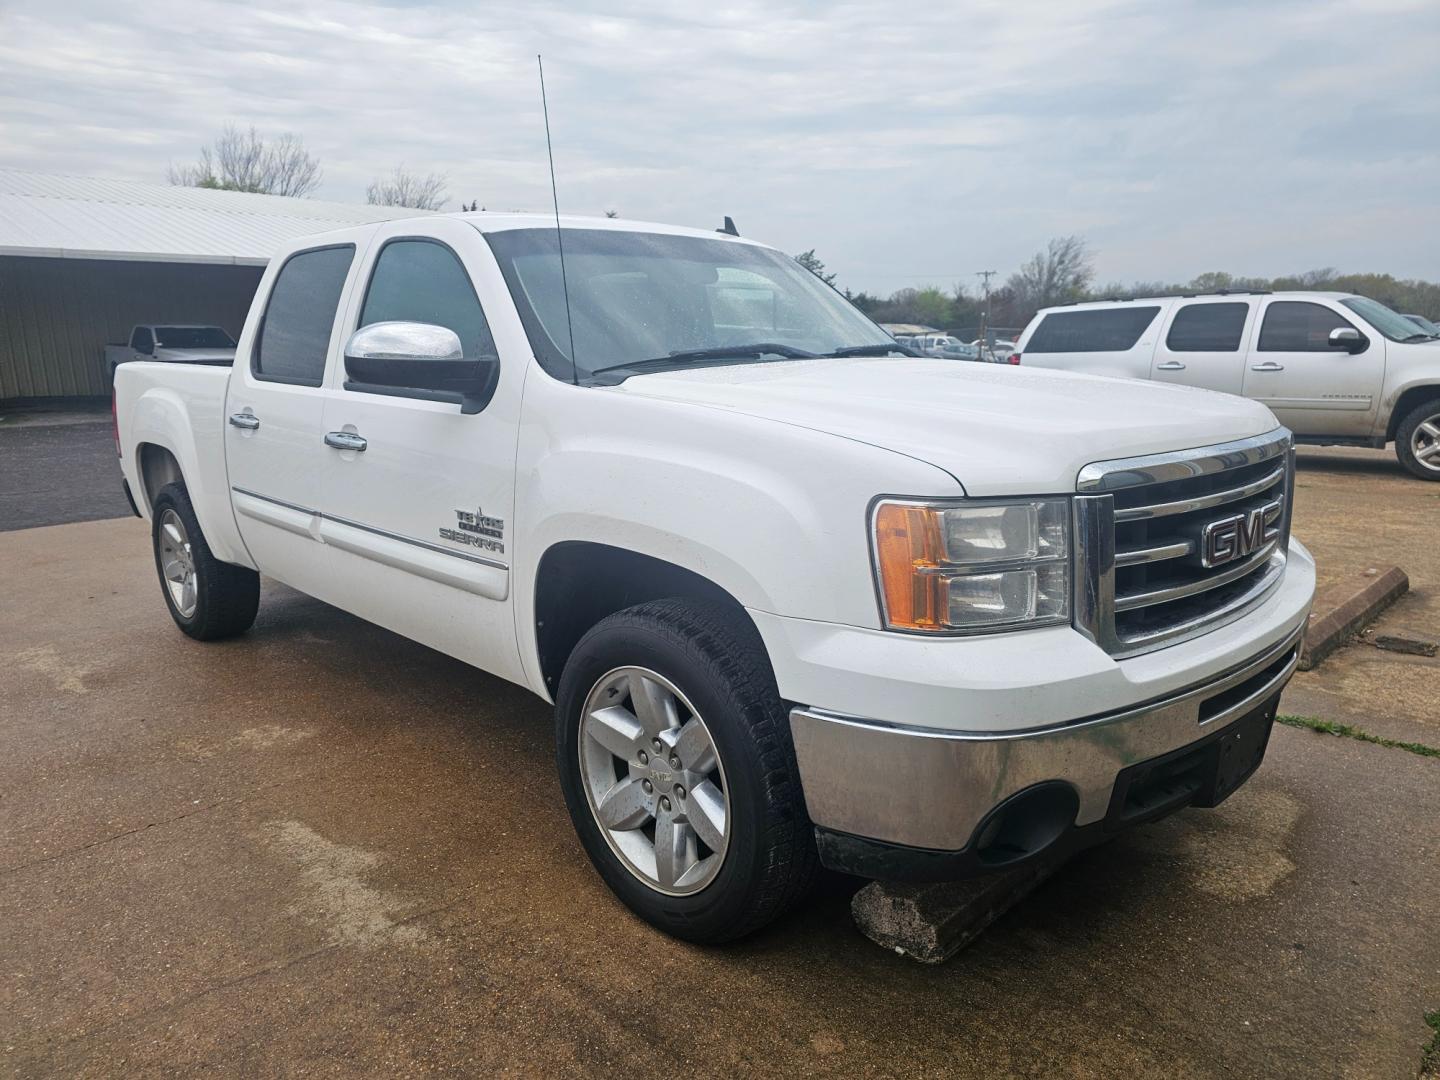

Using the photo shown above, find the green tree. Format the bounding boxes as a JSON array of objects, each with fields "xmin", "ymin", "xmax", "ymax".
[{"xmin": 794, "ymin": 249, "xmax": 838, "ymax": 287}]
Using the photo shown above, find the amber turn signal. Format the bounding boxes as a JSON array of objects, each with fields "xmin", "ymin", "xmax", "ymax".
[{"xmin": 872, "ymin": 503, "xmax": 948, "ymax": 630}]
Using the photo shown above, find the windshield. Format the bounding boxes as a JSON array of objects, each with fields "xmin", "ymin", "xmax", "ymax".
[
  {"xmin": 155, "ymin": 327, "xmax": 236, "ymax": 349},
  {"xmin": 483, "ymin": 228, "xmax": 893, "ymax": 382},
  {"xmin": 1340, "ymin": 297, "xmax": 1435, "ymax": 342}
]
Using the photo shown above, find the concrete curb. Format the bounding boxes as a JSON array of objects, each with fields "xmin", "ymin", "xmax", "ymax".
[
  {"xmin": 851, "ymin": 859, "xmax": 1064, "ymax": 964},
  {"xmin": 1299, "ymin": 565, "xmax": 1409, "ymax": 671}
]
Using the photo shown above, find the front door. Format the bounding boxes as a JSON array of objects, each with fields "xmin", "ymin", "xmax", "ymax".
[
  {"xmin": 317, "ymin": 220, "xmax": 524, "ymax": 684},
  {"xmin": 225, "ymin": 243, "xmax": 357, "ymax": 594},
  {"xmin": 1242, "ymin": 299, "xmax": 1384, "ymax": 436}
]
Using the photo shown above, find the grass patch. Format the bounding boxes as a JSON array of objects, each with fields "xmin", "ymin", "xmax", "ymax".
[
  {"xmin": 1422, "ymin": 1010, "xmax": 1440, "ymax": 1077},
  {"xmin": 1277, "ymin": 715, "xmax": 1440, "ymax": 759}
]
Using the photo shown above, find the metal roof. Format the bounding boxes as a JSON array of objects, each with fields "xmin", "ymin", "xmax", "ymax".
[{"xmin": 0, "ymin": 168, "xmax": 432, "ymax": 266}]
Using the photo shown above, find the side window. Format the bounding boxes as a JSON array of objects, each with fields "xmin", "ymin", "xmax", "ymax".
[
  {"xmin": 1024, "ymin": 306, "xmax": 1161, "ymax": 353},
  {"xmin": 1165, "ymin": 302, "xmax": 1249, "ymax": 352},
  {"xmin": 254, "ymin": 245, "xmax": 354, "ymax": 385},
  {"xmin": 1257, "ymin": 301, "xmax": 1355, "ymax": 352},
  {"xmin": 359, "ymin": 240, "xmax": 496, "ymax": 359},
  {"xmin": 131, "ymin": 327, "xmax": 153, "ymax": 353}
]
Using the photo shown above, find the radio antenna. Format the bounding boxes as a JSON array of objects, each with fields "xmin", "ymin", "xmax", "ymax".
[{"xmin": 538, "ymin": 54, "xmax": 579, "ymax": 386}]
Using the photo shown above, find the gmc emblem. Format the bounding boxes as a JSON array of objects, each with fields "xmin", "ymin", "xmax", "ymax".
[{"xmin": 1201, "ymin": 499, "xmax": 1282, "ymax": 569}]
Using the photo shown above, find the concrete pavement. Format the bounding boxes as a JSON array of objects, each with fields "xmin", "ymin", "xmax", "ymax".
[{"xmin": 2, "ymin": 508, "xmax": 1437, "ymax": 1077}]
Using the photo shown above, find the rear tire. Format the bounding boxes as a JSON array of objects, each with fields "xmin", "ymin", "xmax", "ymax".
[
  {"xmin": 151, "ymin": 482, "xmax": 260, "ymax": 640},
  {"xmin": 1395, "ymin": 398, "xmax": 1440, "ymax": 481},
  {"xmin": 555, "ymin": 598, "xmax": 819, "ymax": 943}
]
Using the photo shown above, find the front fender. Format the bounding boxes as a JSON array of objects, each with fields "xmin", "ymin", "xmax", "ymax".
[{"xmin": 511, "ymin": 375, "xmax": 961, "ymax": 695}]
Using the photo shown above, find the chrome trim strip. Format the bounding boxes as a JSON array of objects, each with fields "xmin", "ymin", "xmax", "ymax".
[
  {"xmin": 228, "ymin": 487, "xmax": 508, "ymax": 571},
  {"xmin": 324, "ymin": 512, "xmax": 508, "ymax": 570},
  {"xmin": 1077, "ymin": 428, "xmax": 1292, "ymax": 492},
  {"xmin": 1115, "ymin": 539, "xmax": 1193, "ymax": 568},
  {"xmin": 1115, "ymin": 538, "xmax": 1278, "ymax": 612},
  {"xmin": 789, "ymin": 624, "xmax": 1303, "ymax": 850},
  {"xmin": 231, "ymin": 486, "xmax": 313, "ymax": 517},
  {"xmin": 1113, "ymin": 464, "xmax": 1286, "ymax": 522}
]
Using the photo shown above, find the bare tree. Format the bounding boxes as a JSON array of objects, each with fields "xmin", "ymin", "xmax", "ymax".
[
  {"xmin": 604, "ymin": 209, "xmax": 619, "ymax": 218},
  {"xmin": 1005, "ymin": 236, "xmax": 1094, "ymax": 316},
  {"xmin": 366, "ymin": 165, "xmax": 449, "ymax": 211},
  {"xmin": 167, "ymin": 125, "xmax": 322, "ymax": 197}
]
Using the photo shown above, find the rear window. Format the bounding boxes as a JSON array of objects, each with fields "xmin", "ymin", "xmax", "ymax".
[
  {"xmin": 1165, "ymin": 302, "xmax": 1248, "ymax": 352},
  {"xmin": 1024, "ymin": 307, "xmax": 1160, "ymax": 353},
  {"xmin": 254, "ymin": 245, "xmax": 355, "ymax": 385}
]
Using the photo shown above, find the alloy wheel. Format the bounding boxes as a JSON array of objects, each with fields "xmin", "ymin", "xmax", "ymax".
[
  {"xmin": 1412, "ymin": 414, "xmax": 1440, "ymax": 473},
  {"xmin": 157, "ymin": 508, "xmax": 198, "ymax": 618},
  {"xmin": 578, "ymin": 666, "xmax": 730, "ymax": 895}
]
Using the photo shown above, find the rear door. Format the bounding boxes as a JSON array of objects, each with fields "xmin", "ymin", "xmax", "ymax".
[
  {"xmin": 224, "ymin": 243, "xmax": 358, "ymax": 593},
  {"xmin": 316, "ymin": 220, "xmax": 524, "ymax": 682},
  {"xmin": 1017, "ymin": 303, "xmax": 1166, "ymax": 379},
  {"xmin": 1242, "ymin": 298, "xmax": 1383, "ymax": 435},
  {"xmin": 1150, "ymin": 299, "xmax": 1254, "ymax": 394}
]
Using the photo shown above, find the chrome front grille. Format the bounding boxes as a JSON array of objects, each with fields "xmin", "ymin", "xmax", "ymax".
[{"xmin": 1073, "ymin": 430, "xmax": 1295, "ymax": 658}]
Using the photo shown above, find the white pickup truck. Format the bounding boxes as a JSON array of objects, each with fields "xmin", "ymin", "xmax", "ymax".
[
  {"xmin": 106, "ymin": 324, "xmax": 237, "ymax": 381},
  {"xmin": 1013, "ymin": 292, "xmax": 1440, "ymax": 480},
  {"xmin": 114, "ymin": 214, "xmax": 1315, "ymax": 942}
]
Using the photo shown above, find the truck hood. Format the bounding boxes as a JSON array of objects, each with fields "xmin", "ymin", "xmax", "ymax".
[{"xmin": 615, "ymin": 358, "xmax": 1282, "ymax": 495}]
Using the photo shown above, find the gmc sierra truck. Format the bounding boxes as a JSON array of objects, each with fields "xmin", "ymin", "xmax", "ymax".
[{"xmin": 114, "ymin": 214, "xmax": 1316, "ymax": 943}]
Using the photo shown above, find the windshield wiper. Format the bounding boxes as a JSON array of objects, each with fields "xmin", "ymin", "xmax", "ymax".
[
  {"xmin": 823, "ymin": 343, "xmax": 920, "ymax": 358},
  {"xmin": 590, "ymin": 343, "xmax": 817, "ymax": 377},
  {"xmin": 1401, "ymin": 333, "xmax": 1437, "ymax": 343}
]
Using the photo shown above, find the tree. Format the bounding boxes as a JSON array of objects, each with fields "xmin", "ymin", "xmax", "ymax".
[
  {"xmin": 794, "ymin": 249, "xmax": 838, "ymax": 287},
  {"xmin": 366, "ymin": 165, "xmax": 449, "ymax": 211},
  {"xmin": 168, "ymin": 125, "xmax": 322, "ymax": 197},
  {"xmin": 604, "ymin": 209, "xmax": 619, "ymax": 218},
  {"xmin": 1004, "ymin": 236, "xmax": 1094, "ymax": 319}
]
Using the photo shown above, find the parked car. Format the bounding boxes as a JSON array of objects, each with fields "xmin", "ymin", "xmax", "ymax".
[
  {"xmin": 114, "ymin": 214, "xmax": 1314, "ymax": 943},
  {"xmin": 1013, "ymin": 292, "xmax": 1440, "ymax": 480},
  {"xmin": 1402, "ymin": 313, "xmax": 1440, "ymax": 337},
  {"xmin": 971, "ymin": 338, "xmax": 1017, "ymax": 362},
  {"xmin": 105, "ymin": 325, "xmax": 236, "ymax": 380},
  {"xmin": 909, "ymin": 333, "xmax": 982, "ymax": 361}
]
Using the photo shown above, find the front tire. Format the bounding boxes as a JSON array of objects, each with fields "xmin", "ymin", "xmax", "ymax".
[
  {"xmin": 151, "ymin": 482, "xmax": 260, "ymax": 640},
  {"xmin": 555, "ymin": 599, "xmax": 818, "ymax": 943},
  {"xmin": 1395, "ymin": 398, "xmax": 1440, "ymax": 480}
]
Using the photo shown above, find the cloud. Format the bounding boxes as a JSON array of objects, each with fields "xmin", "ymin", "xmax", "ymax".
[{"xmin": 1, "ymin": 0, "xmax": 1436, "ymax": 293}]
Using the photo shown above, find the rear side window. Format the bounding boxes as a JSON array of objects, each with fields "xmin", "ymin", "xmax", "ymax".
[
  {"xmin": 1257, "ymin": 301, "xmax": 1354, "ymax": 352},
  {"xmin": 359, "ymin": 239, "xmax": 496, "ymax": 359},
  {"xmin": 130, "ymin": 327, "xmax": 153, "ymax": 353},
  {"xmin": 254, "ymin": 245, "xmax": 355, "ymax": 385},
  {"xmin": 1165, "ymin": 302, "xmax": 1249, "ymax": 352},
  {"xmin": 1024, "ymin": 307, "xmax": 1160, "ymax": 353}
]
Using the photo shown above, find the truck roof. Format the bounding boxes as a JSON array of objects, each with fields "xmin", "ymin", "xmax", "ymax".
[{"xmin": 286, "ymin": 211, "xmax": 764, "ymax": 249}]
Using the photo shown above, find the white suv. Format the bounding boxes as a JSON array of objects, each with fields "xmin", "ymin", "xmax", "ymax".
[{"xmin": 1013, "ymin": 292, "xmax": 1440, "ymax": 480}]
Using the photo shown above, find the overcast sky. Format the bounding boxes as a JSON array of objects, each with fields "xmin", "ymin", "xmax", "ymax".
[{"xmin": 2, "ymin": 0, "xmax": 1436, "ymax": 295}]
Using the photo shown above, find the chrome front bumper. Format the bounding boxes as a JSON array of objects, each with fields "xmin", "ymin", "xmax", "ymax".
[{"xmin": 789, "ymin": 623, "xmax": 1303, "ymax": 855}]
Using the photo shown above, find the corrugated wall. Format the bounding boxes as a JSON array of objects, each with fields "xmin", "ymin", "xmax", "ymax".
[{"xmin": 0, "ymin": 256, "xmax": 263, "ymax": 399}]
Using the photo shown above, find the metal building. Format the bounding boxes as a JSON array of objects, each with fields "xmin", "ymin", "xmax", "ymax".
[{"xmin": 0, "ymin": 169, "xmax": 427, "ymax": 401}]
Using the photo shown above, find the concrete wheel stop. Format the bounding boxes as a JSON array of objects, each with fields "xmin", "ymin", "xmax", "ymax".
[
  {"xmin": 1299, "ymin": 565, "xmax": 1409, "ymax": 670},
  {"xmin": 851, "ymin": 858, "xmax": 1065, "ymax": 964}
]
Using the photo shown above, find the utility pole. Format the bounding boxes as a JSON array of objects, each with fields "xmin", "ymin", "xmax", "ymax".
[{"xmin": 976, "ymin": 270, "xmax": 997, "ymax": 356}]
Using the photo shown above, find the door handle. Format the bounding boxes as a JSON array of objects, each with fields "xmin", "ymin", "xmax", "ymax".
[
  {"xmin": 324, "ymin": 431, "xmax": 368, "ymax": 452},
  {"xmin": 1156, "ymin": 361, "xmax": 1186, "ymax": 371},
  {"xmin": 1250, "ymin": 361, "xmax": 1285, "ymax": 372},
  {"xmin": 228, "ymin": 412, "xmax": 260, "ymax": 430}
]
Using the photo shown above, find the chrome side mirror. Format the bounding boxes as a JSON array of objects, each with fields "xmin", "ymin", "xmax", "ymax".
[
  {"xmin": 1328, "ymin": 327, "xmax": 1365, "ymax": 354},
  {"xmin": 343, "ymin": 321, "xmax": 498, "ymax": 414}
]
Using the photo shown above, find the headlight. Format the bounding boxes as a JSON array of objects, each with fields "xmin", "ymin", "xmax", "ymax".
[{"xmin": 871, "ymin": 499, "xmax": 1071, "ymax": 633}]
